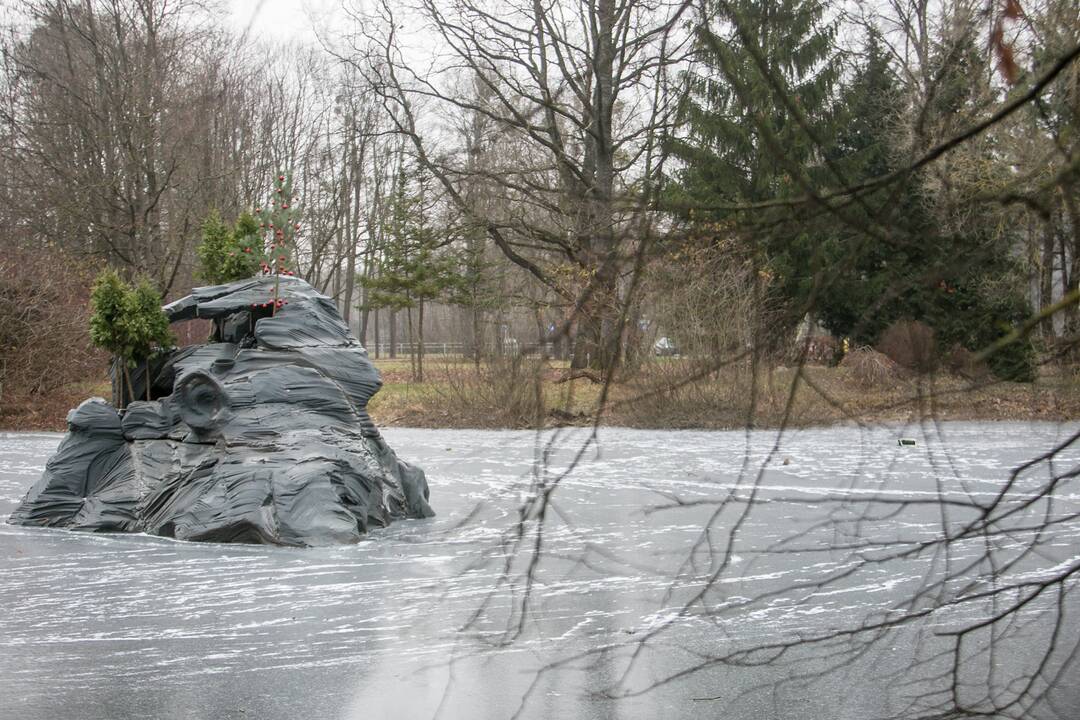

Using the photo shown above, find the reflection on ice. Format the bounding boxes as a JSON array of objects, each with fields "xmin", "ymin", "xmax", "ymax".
[{"xmin": 1, "ymin": 423, "xmax": 1079, "ymax": 720}]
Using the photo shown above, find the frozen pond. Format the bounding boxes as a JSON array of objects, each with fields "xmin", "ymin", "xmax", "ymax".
[{"xmin": 2, "ymin": 423, "xmax": 1079, "ymax": 720}]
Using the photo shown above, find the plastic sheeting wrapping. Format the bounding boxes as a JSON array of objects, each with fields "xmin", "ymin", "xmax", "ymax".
[{"xmin": 7, "ymin": 277, "xmax": 434, "ymax": 546}]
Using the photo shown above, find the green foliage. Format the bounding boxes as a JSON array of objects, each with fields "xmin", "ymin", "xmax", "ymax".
[
  {"xmin": 196, "ymin": 209, "xmax": 260, "ymax": 285},
  {"xmin": 124, "ymin": 278, "xmax": 173, "ymax": 366},
  {"xmin": 360, "ymin": 165, "xmax": 462, "ymax": 312},
  {"xmin": 88, "ymin": 268, "xmax": 129, "ymax": 358},
  {"xmin": 667, "ymin": 0, "xmax": 840, "ymax": 210},
  {"xmin": 254, "ymin": 172, "xmax": 299, "ymax": 277},
  {"xmin": 809, "ymin": 29, "xmax": 1035, "ymax": 382},
  {"xmin": 363, "ymin": 242, "xmax": 463, "ymax": 312},
  {"xmin": 233, "ymin": 211, "xmax": 261, "ymax": 252},
  {"xmin": 195, "ymin": 171, "xmax": 300, "ymax": 308},
  {"xmin": 247, "ymin": 172, "xmax": 302, "ymax": 312},
  {"xmin": 89, "ymin": 269, "xmax": 172, "ymax": 369},
  {"xmin": 668, "ymin": 12, "xmax": 1037, "ymax": 382},
  {"xmin": 665, "ymin": 0, "xmax": 841, "ymax": 336}
]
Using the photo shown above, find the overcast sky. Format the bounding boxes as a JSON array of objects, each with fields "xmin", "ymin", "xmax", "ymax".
[
  {"xmin": 0, "ymin": 1, "xmax": 346, "ymax": 41},
  {"xmin": 227, "ymin": 0, "xmax": 344, "ymax": 42}
]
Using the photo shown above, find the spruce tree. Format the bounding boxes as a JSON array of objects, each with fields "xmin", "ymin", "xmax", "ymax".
[
  {"xmin": 669, "ymin": 0, "xmax": 839, "ymax": 207},
  {"xmin": 253, "ymin": 172, "xmax": 300, "ymax": 314},
  {"xmin": 666, "ymin": 0, "xmax": 841, "ymax": 332},
  {"xmin": 813, "ymin": 28, "xmax": 1034, "ymax": 380},
  {"xmin": 89, "ymin": 269, "xmax": 131, "ymax": 404},
  {"xmin": 360, "ymin": 165, "xmax": 461, "ymax": 382},
  {"xmin": 812, "ymin": 28, "xmax": 913, "ymax": 344}
]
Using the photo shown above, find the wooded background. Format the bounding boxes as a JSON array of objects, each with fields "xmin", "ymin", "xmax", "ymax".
[{"xmin": 0, "ymin": 0, "xmax": 1077, "ymax": 399}]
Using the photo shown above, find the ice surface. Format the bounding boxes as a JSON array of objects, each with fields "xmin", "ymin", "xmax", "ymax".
[{"xmin": 1, "ymin": 423, "xmax": 1078, "ymax": 719}]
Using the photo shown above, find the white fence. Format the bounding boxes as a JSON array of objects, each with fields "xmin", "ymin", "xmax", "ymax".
[
  {"xmin": 368, "ymin": 342, "xmax": 466, "ymax": 356},
  {"xmin": 367, "ymin": 341, "xmax": 559, "ymax": 358}
]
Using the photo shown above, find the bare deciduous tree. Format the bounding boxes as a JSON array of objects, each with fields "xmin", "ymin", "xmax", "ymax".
[{"xmin": 348, "ymin": 0, "xmax": 690, "ymax": 375}]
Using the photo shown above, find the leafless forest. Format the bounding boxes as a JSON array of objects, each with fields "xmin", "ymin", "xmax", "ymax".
[{"xmin": 0, "ymin": 0, "xmax": 1079, "ymax": 718}]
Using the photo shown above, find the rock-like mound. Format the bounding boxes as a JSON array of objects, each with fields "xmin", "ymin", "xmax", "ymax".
[{"xmin": 7, "ymin": 276, "xmax": 433, "ymax": 546}]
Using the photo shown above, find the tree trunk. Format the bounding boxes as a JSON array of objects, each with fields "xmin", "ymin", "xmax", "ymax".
[
  {"xmin": 568, "ymin": 0, "xmax": 621, "ymax": 377},
  {"xmin": 111, "ymin": 356, "xmax": 120, "ymax": 408},
  {"xmin": 1041, "ymin": 219, "xmax": 1056, "ymax": 339},
  {"xmin": 359, "ymin": 249, "xmax": 371, "ymax": 346},
  {"xmin": 570, "ymin": 261, "xmax": 620, "ymax": 373},
  {"xmin": 417, "ymin": 300, "xmax": 425, "ymax": 383},
  {"xmin": 123, "ymin": 364, "xmax": 133, "ymax": 411},
  {"xmin": 406, "ymin": 306, "xmax": 416, "ymax": 380},
  {"xmin": 623, "ymin": 294, "xmax": 645, "ymax": 372},
  {"xmin": 534, "ymin": 307, "xmax": 546, "ymax": 358},
  {"xmin": 373, "ymin": 308, "xmax": 381, "ymax": 359},
  {"xmin": 472, "ymin": 304, "xmax": 483, "ymax": 369},
  {"xmin": 389, "ymin": 310, "xmax": 397, "ymax": 359},
  {"xmin": 341, "ymin": 119, "xmax": 356, "ymax": 327},
  {"xmin": 1062, "ymin": 187, "xmax": 1080, "ymax": 336}
]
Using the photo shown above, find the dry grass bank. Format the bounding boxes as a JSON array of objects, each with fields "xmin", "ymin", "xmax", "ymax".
[
  {"xmin": 4, "ymin": 356, "xmax": 1077, "ymax": 432},
  {"xmin": 368, "ymin": 355, "xmax": 1080, "ymax": 430},
  {"xmin": 1, "ymin": 380, "xmax": 111, "ymax": 432}
]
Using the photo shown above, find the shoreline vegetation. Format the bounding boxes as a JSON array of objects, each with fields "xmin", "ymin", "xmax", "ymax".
[{"xmin": 4, "ymin": 356, "xmax": 1077, "ymax": 433}]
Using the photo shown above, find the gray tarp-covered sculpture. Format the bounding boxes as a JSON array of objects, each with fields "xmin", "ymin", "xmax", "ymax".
[{"xmin": 7, "ymin": 276, "xmax": 433, "ymax": 546}]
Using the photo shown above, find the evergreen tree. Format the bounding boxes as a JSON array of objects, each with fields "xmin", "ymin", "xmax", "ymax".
[
  {"xmin": 669, "ymin": 0, "xmax": 839, "ymax": 207},
  {"xmin": 89, "ymin": 269, "xmax": 130, "ymax": 394},
  {"xmin": 253, "ymin": 171, "xmax": 300, "ymax": 314},
  {"xmin": 670, "ymin": 8, "xmax": 1036, "ymax": 381},
  {"xmin": 124, "ymin": 278, "xmax": 174, "ymax": 401},
  {"xmin": 89, "ymin": 269, "xmax": 173, "ymax": 406},
  {"xmin": 194, "ymin": 174, "xmax": 301, "ymax": 314},
  {"xmin": 813, "ymin": 28, "xmax": 1034, "ymax": 380},
  {"xmin": 196, "ymin": 209, "xmax": 260, "ymax": 285},
  {"xmin": 360, "ymin": 165, "xmax": 461, "ymax": 382},
  {"xmin": 812, "ymin": 29, "xmax": 914, "ymax": 344},
  {"xmin": 666, "ymin": 0, "xmax": 841, "ymax": 332}
]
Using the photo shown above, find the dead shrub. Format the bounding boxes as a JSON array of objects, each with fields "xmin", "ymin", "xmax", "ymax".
[
  {"xmin": 779, "ymin": 334, "xmax": 839, "ymax": 366},
  {"xmin": 644, "ymin": 240, "xmax": 763, "ymax": 362},
  {"xmin": 877, "ymin": 320, "xmax": 937, "ymax": 373},
  {"xmin": 0, "ymin": 247, "xmax": 105, "ymax": 403},
  {"xmin": 433, "ymin": 355, "xmax": 546, "ymax": 428},
  {"xmin": 618, "ymin": 357, "xmax": 758, "ymax": 428},
  {"xmin": 944, "ymin": 343, "xmax": 990, "ymax": 380},
  {"xmin": 840, "ymin": 346, "xmax": 899, "ymax": 388}
]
